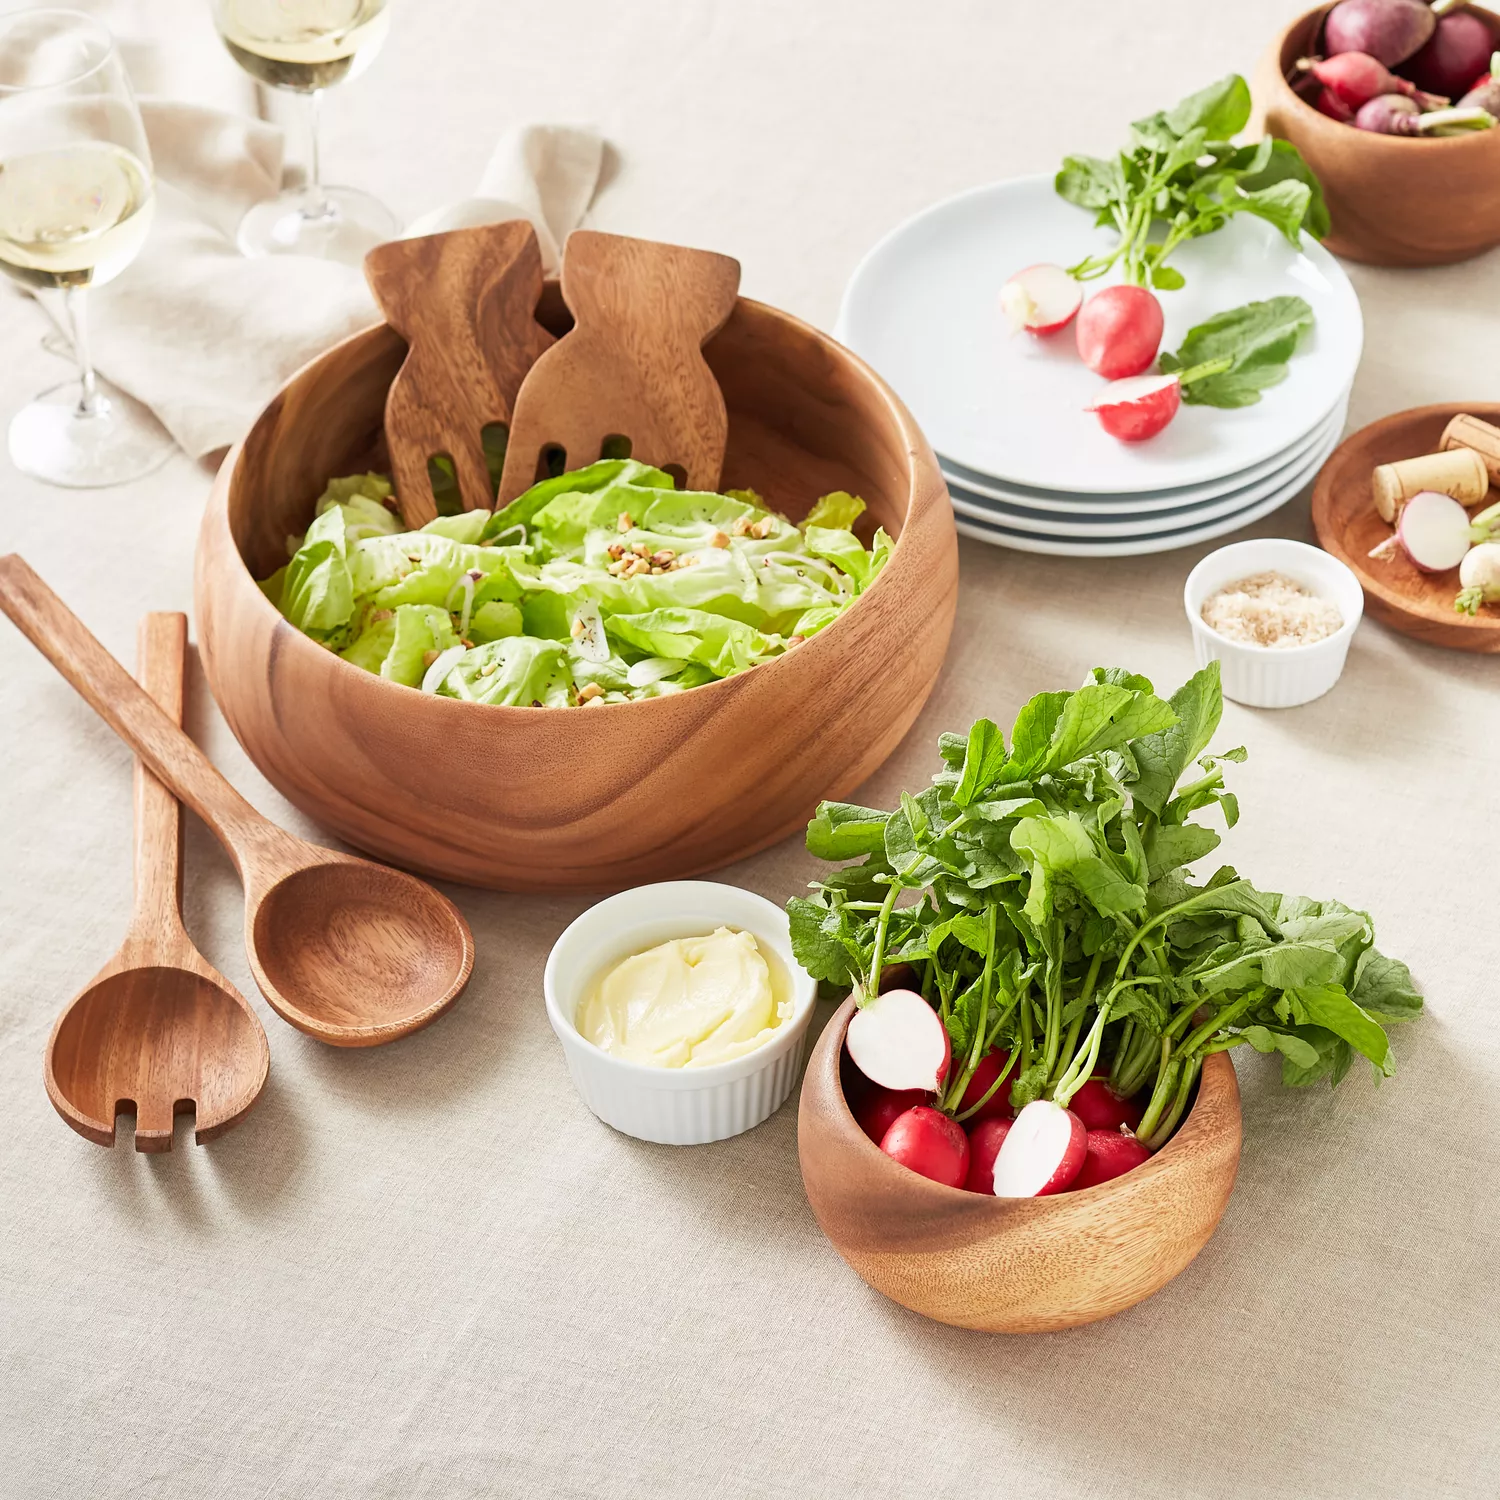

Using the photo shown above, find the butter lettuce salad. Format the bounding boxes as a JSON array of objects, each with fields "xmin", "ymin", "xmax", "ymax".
[{"xmin": 260, "ymin": 460, "xmax": 893, "ymax": 707}]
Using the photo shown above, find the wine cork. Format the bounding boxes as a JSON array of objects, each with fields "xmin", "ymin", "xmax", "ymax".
[
  {"xmin": 1371, "ymin": 447, "xmax": 1490, "ymax": 523},
  {"xmin": 1440, "ymin": 414, "xmax": 1500, "ymax": 485}
]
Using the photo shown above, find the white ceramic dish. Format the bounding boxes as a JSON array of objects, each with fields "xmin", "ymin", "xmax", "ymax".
[
  {"xmin": 937, "ymin": 392, "xmax": 1347, "ymax": 512},
  {"xmin": 543, "ymin": 881, "xmax": 818, "ymax": 1146},
  {"xmin": 952, "ymin": 419, "xmax": 1341, "ymax": 557},
  {"xmin": 837, "ymin": 175, "xmax": 1362, "ymax": 493},
  {"xmin": 1183, "ymin": 539, "xmax": 1363, "ymax": 708},
  {"xmin": 945, "ymin": 406, "xmax": 1344, "ymax": 538}
]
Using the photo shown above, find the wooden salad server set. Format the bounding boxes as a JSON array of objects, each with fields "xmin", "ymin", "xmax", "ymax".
[
  {"xmin": 0, "ymin": 556, "xmax": 476, "ymax": 1145},
  {"xmin": 366, "ymin": 222, "xmax": 742, "ymax": 527}
]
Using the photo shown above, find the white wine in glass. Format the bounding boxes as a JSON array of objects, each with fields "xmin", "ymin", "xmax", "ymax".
[
  {"xmin": 210, "ymin": 0, "xmax": 399, "ymax": 261},
  {"xmin": 0, "ymin": 10, "xmax": 174, "ymax": 488}
]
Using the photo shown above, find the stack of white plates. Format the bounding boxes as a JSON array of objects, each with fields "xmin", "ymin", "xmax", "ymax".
[{"xmin": 836, "ymin": 177, "xmax": 1363, "ymax": 557}]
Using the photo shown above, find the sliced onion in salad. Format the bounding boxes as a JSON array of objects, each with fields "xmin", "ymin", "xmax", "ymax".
[
  {"xmin": 420, "ymin": 644, "xmax": 468, "ymax": 694},
  {"xmin": 625, "ymin": 656, "xmax": 685, "ymax": 688},
  {"xmin": 761, "ymin": 551, "xmax": 852, "ymax": 593},
  {"xmin": 444, "ymin": 569, "xmax": 482, "ymax": 638},
  {"xmin": 570, "ymin": 600, "xmax": 611, "ymax": 663}
]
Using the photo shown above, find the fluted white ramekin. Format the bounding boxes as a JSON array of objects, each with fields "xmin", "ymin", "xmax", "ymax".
[
  {"xmin": 544, "ymin": 881, "xmax": 818, "ymax": 1145},
  {"xmin": 1184, "ymin": 538, "xmax": 1364, "ymax": 709}
]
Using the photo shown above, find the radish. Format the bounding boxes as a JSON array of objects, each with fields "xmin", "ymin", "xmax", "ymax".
[
  {"xmin": 1300, "ymin": 51, "xmax": 1448, "ymax": 109},
  {"xmin": 962, "ymin": 1117, "xmax": 1013, "ymax": 1194},
  {"xmin": 1000, "ymin": 263, "xmax": 1082, "ymax": 337},
  {"xmin": 1395, "ymin": 490, "xmax": 1475, "ymax": 572},
  {"xmin": 1354, "ymin": 93, "xmax": 1423, "ymax": 132},
  {"xmin": 1086, "ymin": 372, "xmax": 1181, "ymax": 442},
  {"xmin": 1459, "ymin": 53, "xmax": 1500, "ymax": 114},
  {"xmin": 990, "ymin": 1099, "xmax": 1087, "ymax": 1197},
  {"xmin": 880, "ymin": 1105, "xmax": 969, "ymax": 1188},
  {"xmin": 1403, "ymin": 14, "xmax": 1496, "ymax": 99},
  {"xmin": 1316, "ymin": 86, "xmax": 1357, "ymax": 120},
  {"xmin": 1324, "ymin": 0, "xmax": 1441, "ymax": 67},
  {"xmin": 1075, "ymin": 285, "xmax": 1164, "ymax": 380},
  {"xmin": 852, "ymin": 1083, "xmax": 931, "ymax": 1143},
  {"xmin": 956, "ymin": 1049, "xmax": 1013, "ymax": 1121},
  {"xmin": 845, "ymin": 988, "xmax": 950, "ymax": 1092},
  {"xmin": 1072, "ymin": 1130, "xmax": 1153, "ymax": 1190},
  {"xmin": 1455, "ymin": 541, "xmax": 1500, "ymax": 614},
  {"xmin": 1067, "ymin": 1076, "xmax": 1144, "ymax": 1133}
]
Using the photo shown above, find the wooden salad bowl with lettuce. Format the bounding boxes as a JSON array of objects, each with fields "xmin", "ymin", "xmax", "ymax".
[
  {"xmin": 799, "ymin": 1006, "xmax": 1242, "ymax": 1334},
  {"xmin": 195, "ymin": 286, "xmax": 957, "ymax": 891}
]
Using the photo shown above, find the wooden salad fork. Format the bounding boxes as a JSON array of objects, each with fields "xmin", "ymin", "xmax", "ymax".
[
  {"xmin": 496, "ymin": 230, "xmax": 741, "ymax": 503},
  {"xmin": 365, "ymin": 220, "xmax": 555, "ymax": 527},
  {"xmin": 0, "ymin": 557, "xmax": 475, "ymax": 1048},
  {"xmin": 45, "ymin": 613, "xmax": 269, "ymax": 1151}
]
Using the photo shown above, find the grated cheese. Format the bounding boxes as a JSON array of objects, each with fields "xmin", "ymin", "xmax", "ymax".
[{"xmin": 1200, "ymin": 570, "xmax": 1343, "ymax": 649}]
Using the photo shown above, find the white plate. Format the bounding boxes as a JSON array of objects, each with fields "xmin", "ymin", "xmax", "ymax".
[
  {"xmin": 938, "ymin": 390, "xmax": 1348, "ymax": 512},
  {"xmin": 953, "ymin": 419, "xmax": 1342, "ymax": 557},
  {"xmin": 838, "ymin": 175, "xmax": 1363, "ymax": 494}
]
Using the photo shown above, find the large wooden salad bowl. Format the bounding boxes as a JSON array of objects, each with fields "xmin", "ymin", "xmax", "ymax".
[
  {"xmin": 799, "ymin": 1000, "xmax": 1243, "ymax": 1334},
  {"xmin": 195, "ymin": 290, "xmax": 956, "ymax": 891}
]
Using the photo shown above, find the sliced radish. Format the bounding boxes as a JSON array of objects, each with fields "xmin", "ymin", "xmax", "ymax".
[
  {"xmin": 1072, "ymin": 1129, "xmax": 1153, "ymax": 1190},
  {"xmin": 845, "ymin": 989, "xmax": 950, "ymax": 1092},
  {"xmin": 956, "ymin": 1049, "xmax": 1013, "ymax": 1121},
  {"xmin": 991, "ymin": 1099, "xmax": 1087, "ymax": 1197},
  {"xmin": 1067, "ymin": 1077, "xmax": 1143, "ymax": 1133},
  {"xmin": 1087, "ymin": 372, "xmax": 1181, "ymax": 442},
  {"xmin": 851, "ymin": 1083, "xmax": 931, "ymax": 1144},
  {"xmin": 1000, "ymin": 263, "xmax": 1082, "ymax": 337},
  {"xmin": 879, "ymin": 1105, "xmax": 969, "ymax": 1188},
  {"xmin": 1075, "ymin": 285, "xmax": 1164, "ymax": 379},
  {"xmin": 962, "ymin": 1116, "xmax": 1013, "ymax": 1193},
  {"xmin": 1396, "ymin": 490, "xmax": 1473, "ymax": 573}
]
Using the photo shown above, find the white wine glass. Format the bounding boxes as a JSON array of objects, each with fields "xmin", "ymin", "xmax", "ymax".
[
  {"xmin": 208, "ymin": 0, "xmax": 399, "ymax": 261},
  {"xmin": 0, "ymin": 9, "xmax": 174, "ymax": 488}
]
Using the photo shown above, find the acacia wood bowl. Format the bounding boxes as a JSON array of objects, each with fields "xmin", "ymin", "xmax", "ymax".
[
  {"xmin": 1311, "ymin": 401, "xmax": 1500, "ymax": 652},
  {"xmin": 195, "ymin": 287, "xmax": 957, "ymax": 892},
  {"xmin": 1254, "ymin": 6, "xmax": 1500, "ymax": 266},
  {"xmin": 798, "ymin": 999, "xmax": 1243, "ymax": 1333}
]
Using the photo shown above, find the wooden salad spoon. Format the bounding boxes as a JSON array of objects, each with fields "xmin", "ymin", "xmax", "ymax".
[
  {"xmin": 46, "ymin": 613, "xmax": 269, "ymax": 1151},
  {"xmin": 0, "ymin": 557, "xmax": 475, "ymax": 1048},
  {"xmin": 496, "ymin": 230, "xmax": 741, "ymax": 503}
]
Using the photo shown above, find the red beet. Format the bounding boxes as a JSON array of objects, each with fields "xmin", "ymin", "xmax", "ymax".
[
  {"xmin": 1324, "ymin": 0, "xmax": 1436, "ymax": 67},
  {"xmin": 1067, "ymin": 1077, "xmax": 1144, "ymax": 1133},
  {"xmin": 852, "ymin": 1083, "xmax": 930, "ymax": 1144},
  {"xmin": 880, "ymin": 1105, "xmax": 970, "ymax": 1188},
  {"xmin": 962, "ymin": 1117, "xmax": 1013, "ymax": 1194},
  {"xmin": 1403, "ymin": 12, "xmax": 1496, "ymax": 98},
  {"xmin": 1072, "ymin": 1130, "xmax": 1153, "ymax": 1189},
  {"xmin": 956, "ymin": 1050, "xmax": 1013, "ymax": 1121}
]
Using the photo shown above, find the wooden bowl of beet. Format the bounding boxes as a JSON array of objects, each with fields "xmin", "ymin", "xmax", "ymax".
[
  {"xmin": 1256, "ymin": 3, "xmax": 1500, "ymax": 265},
  {"xmin": 797, "ymin": 998, "xmax": 1243, "ymax": 1333}
]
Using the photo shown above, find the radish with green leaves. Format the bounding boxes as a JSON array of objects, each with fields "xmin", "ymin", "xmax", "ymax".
[
  {"xmin": 879, "ymin": 1106, "xmax": 969, "ymax": 1188},
  {"xmin": 1455, "ymin": 541, "xmax": 1500, "ymax": 614},
  {"xmin": 1067, "ymin": 1077, "xmax": 1143, "ymax": 1133},
  {"xmin": 1073, "ymin": 1130, "xmax": 1153, "ymax": 1189},
  {"xmin": 845, "ymin": 988, "xmax": 950, "ymax": 1092},
  {"xmin": 955, "ymin": 1049, "xmax": 1014, "ymax": 1121},
  {"xmin": 991, "ymin": 1100, "xmax": 1087, "ymax": 1197},
  {"xmin": 1075, "ymin": 286, "xmax": 1164, "ymax": 379},
  {"xmin": 1300, "ymin": 51, "xmax": 1448, "ymax": 109}
]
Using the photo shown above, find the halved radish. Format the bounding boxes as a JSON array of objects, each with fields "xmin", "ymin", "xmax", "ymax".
[
  {"xmin": 1395, "ymin": 490, "xmax": 1473, "ymax": 573},
  {"xmin": 1075, "ymin": 285, "xmax": 1164, "ymax": 378},
  {"xmin": 956, "ymin": 1049, "xmax": 1013, "ymax": 1121},
  {"xmin": 846, "ymin": 989, "xmax": 950, "ymax": 1092},
  {"xmin": 1072, "ymin": 1129, "xmax": 1152, "ymax": 1190},
  {"xmin": 1067, "ymin": 1077, "xmax": 1143, "ymax": 1133},
  {"xmin": 1087, "ymin": 372, "xmax": 1182, "ymax": 442},
  {"xmin": 1000, "ymin": 263, "xmax": 1082, "ymax": 336},
  {"xmin": 880, "ymin": 1105, "xmax": 970, "ymax": 1187},
  {"xmin": 852, "ymin": 1084, "xmax": 931, "ymax": 1144},
  {"xmin": 991, "ymin": 1099, "xmax": 1087, "ymax": 1197},
  {"xmin": 962, "ymin": 1116, "xmax": 1013, "ymax": 1193}
]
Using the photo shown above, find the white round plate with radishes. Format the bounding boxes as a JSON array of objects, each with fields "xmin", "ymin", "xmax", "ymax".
[{"xmin": 836, "ymin": 175, "xmax": 1361, "ymax": 496}]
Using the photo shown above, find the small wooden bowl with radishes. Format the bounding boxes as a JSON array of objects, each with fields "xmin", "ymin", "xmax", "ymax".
[{"xmin": 797, "ymin": 998, "xmax": 1242, "ymax": 1333}]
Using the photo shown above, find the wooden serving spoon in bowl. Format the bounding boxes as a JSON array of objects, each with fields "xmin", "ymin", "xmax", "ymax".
[
  {"xmin": 47, "ymin": 613, "xmax": 269, "ymax": 1151},
  {"xmin": 0, "ymin": 557, "xmax": 475, "ymax": 1048}
]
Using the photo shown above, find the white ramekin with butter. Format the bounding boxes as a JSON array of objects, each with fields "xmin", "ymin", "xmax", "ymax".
[{"xmin": 544, "ymin": 881, "xmax": 819, "ymax": 1145}]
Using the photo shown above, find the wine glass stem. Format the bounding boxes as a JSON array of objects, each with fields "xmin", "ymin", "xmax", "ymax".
[
  {"xmin": 303, "ymin": 88, "xmax": 331, "ymax": 218},
  {"xmin": 60, "ymin": 285, "xmax": 101, "ymax": 419}
]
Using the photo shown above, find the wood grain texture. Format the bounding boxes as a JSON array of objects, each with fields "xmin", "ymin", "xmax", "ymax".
[
  {"xmin": 195, "ymin": 295, "xmax": 958, "ymax": 893},
  {"xmin": 1311, "ymin": 402, "xmax": 1500, "ymax": 652},
  {"xmin": 798, "ymin": 999, "xmax": 1242, "ymax": 1333},
  {"xmin": 0, "ymin": 559, "xmax": 476, "ymax": 1046},
  {"xmin": 365, "ymin": 221, "xmax": 555, "ymax": 527},
  {"xmin": 1254, "ymin": 7, "xmax": 1500, "ymax": 267},
  {"xmin": 497, "ymin": 231, "xmax": 740, "ymax": 502},
  {"xmin": 43, "ymin": 613, "xmax": 269, "ymax": 1151}
]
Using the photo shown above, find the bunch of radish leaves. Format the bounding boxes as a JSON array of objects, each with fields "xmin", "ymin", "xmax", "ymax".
[
  {"xmin": 1057, "ymin": 74, "xmax": 1330, "ymax": 291},
  {"xmin": 788, "ymin": 663, "xmax": 1421, "ymax": 1151}
]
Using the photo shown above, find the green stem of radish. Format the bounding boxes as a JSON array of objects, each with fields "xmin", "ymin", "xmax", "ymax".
[
  {"xmin": 863, "ymin": 881, "xmax": 901, "ymax": 1004},
  {"xmin": 1140, "ymin": 1055, "xmax": 1201, "ymax": 1151},
  {"xmin": 1134, "ymin": 1041, "xmax": 1178, "ymax": 1143},
  {"xmin": 1050, "ymin": 949, "xmax": 1104, "ymax": 1087},
  {"xmin": 953, "ymin": 1048, "xmax": 1020, "ymax": 1124}
]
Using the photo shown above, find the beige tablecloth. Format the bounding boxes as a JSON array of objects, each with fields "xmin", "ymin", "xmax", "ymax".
[{"xmin": 2, "ymin": 2, "xmax": 1498, "ymax": 1497}]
